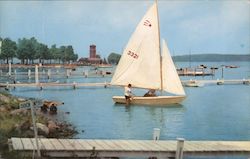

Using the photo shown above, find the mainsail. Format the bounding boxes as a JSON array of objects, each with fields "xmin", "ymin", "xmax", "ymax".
[
  {"xmin": 162, "ymin": 39, "xmax": 186, "ymax": 96},
  {"xmin": 111, "ymin": 2, "xmax": 161, "ymax": 90}
]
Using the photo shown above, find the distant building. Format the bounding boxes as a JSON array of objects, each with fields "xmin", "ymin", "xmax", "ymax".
[
  {"xmin": 78, "ymin": 44, "xmax": 102, "ymax": 65},
  {"xmin": 89, "ymin": 45, "xmax": 96, "ymax": 58},
  {"xmin": 88, "ymin": 44, "xmax": 101, "ymax": 64}
]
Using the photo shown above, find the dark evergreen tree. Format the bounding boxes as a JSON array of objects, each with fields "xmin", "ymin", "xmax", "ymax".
[{"xmin": 0, "ymin": 38, "xmax": 17, "ymax": 64}]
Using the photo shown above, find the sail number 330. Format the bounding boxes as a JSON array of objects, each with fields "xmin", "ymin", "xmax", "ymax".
[{"xmin": 127, "ymin": 50, "xmax": 139, "ymax": 59}]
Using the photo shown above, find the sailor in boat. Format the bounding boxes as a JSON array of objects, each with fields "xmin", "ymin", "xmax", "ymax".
[
  {"xmin": 144, "ymin": 89, "xmax": 156, "ymax": 97},
  {"xmin": 124, "ymin": 84, "xmax": 133, "ymax": 106}
]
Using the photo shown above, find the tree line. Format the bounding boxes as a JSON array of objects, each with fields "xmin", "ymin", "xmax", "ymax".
[
  {"xmin": 0, "ymin": 37, "xmax": 78, "ymax": 64},
  {"xmin": 107, "ymin": 52, "xmax": 121, "ymax": 64}
]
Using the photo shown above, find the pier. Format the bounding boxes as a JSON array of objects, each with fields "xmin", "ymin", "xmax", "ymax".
[
  {"xmin": 182, "ymin": 79, "xmax": 250, "ymax": 86},
  {"xmin": 0, "ymin": 79, "xmax": 249, "ymax": 90},
  {"xmin": 0, "ymin": 82, "xmax": 110, "ymax": 90},
  {"xmin": 9, "ymin": 138, "xmax": 250, "ymax": 158}
]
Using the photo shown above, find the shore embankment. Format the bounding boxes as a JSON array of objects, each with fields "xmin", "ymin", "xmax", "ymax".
[{"xmin": 0, "ymin": 91, "xmax": 77, "ymax": 159}]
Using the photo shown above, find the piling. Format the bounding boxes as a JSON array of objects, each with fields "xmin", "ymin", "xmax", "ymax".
[
  {"xmin": 66, "ymin": 69, "xmax": 70, "ymax": 78},
  {"xmin": 153, "ymin": 128, "xmax": 160, "ymax": 141},
  {"xmin": 47, "ymin": 69, "xmax": 51, "ymax": 79},
  {"xmin": 176, "ymin": 138, "xmax": 185, "ymax": 159},
  {"xmin": 84, "ymin": 70, "xmax": 88, "ymax": 78},
  {"xmin": 73, "ymin": 81, "xmax": 76, "ymax": 89},
  {"xmin": 8, "ymin": 63, "xmax": 11, "ymax": 76},
  {"xmin": 6, "ymin": 82, "xmax": 9, "ymax": 90},
  {"xmin": 35, "ymin": 65, "xmax": 39, "ymax": 84},
  {"xmin": 28, "ymin": 69, "xmax": 31, "ymax": 79},
  {"xmin": 102, "ymin": 71, "xmax": 106, "ymax": 77}
]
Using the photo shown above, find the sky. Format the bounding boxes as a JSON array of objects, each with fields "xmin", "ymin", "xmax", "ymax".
[{"xmin": 0, "ymin": 0, "xmax": 249, "ymax": 59}]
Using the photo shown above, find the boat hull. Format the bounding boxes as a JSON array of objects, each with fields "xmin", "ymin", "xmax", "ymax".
[{"xmin": 112, "ymin": 96, "xmax": 185, "ymax": 106}]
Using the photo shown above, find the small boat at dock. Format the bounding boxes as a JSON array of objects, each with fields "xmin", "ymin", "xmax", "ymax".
[
  {"xmin": 183, "ymin": 80, "xmax": 204, "ymax": 87},
  {"xmin": 225, "ymin": 65, "xmax": 239, "ymax": 68}
]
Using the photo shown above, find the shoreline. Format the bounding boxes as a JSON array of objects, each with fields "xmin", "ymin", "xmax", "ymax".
[{"xmin": 0, "ymin": 90, "xmax": 78, "ymax": 159}]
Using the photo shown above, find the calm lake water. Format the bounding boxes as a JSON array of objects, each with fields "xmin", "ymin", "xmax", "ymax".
[{"xmin": 1, "ymin": 61, "xmax": 250, "ymax": 158}]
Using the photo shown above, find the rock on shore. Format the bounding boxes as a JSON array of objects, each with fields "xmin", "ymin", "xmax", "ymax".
[{"xmin": 0, "ymin": 91, "xmax": 78, "ymax": 159}]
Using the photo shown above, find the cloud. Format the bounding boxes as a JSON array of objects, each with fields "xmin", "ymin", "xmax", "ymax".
[
  {"xmin": 176, "ymin": 1, "xmax": 250, "ymax": 49},
  {"xmin": 1, "ymin": 0, "xmax": 249, "ymax": 56}
]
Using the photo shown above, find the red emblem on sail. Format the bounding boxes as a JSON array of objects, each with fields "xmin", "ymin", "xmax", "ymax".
[{"xmin": 144, "ymin": 20, "xmax": 152, "ymax": 27}]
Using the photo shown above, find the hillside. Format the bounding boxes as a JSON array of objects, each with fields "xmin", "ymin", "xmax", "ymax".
[{"xmin": 173, "ymin": 54, "xmax": 250, "ymax": 62}]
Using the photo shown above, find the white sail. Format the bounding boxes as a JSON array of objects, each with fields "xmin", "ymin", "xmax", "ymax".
[
  {"xmin": 161, "ymin": 39, "xmax": 186, "ymax": 96},
  {"xmin": 111, "ymin": 2, "xmax": 161, "ymax": 90}
]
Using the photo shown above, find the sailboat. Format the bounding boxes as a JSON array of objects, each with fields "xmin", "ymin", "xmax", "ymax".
[{"xmin": 110, "ymin": 1, "xmax": 186, "ymax": 106}]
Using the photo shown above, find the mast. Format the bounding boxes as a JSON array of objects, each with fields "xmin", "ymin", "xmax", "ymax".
[{"xmin": 156, "ymin": 0, "xmax": 163, "ymax": 92}]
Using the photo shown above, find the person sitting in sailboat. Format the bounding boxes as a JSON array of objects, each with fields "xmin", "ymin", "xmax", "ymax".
[
  {"xmin": 124, "ymin": 84, "xmax": 133, "ymax": 105},
  {"xmin": 144, "ymin": 89, "xmax": 156, "ymax": 97}
]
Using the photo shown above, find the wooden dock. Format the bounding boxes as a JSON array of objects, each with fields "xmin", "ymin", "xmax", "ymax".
[
  {"xmin": 0, "ymin": 79, "xmax": 249, "ymax": 90},
  {"xmin": 182, "ymin": 79, "xmax": 250, "ymax": 86},
  {"xmin": 0, "ymin": 82, "xmax": 110, "ymax": 89},
  {"xmin": 9, "ymin": 138, "xmax": 250, "ymax": 158}
]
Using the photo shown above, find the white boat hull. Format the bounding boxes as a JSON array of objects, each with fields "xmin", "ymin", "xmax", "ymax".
[
  {"xmin": 112, "ymin": 95, "xmax": 185, "ymax": 106},
  {"xmin": 184, "ymin": 83, "xmax": 204, "ymax": 87}
]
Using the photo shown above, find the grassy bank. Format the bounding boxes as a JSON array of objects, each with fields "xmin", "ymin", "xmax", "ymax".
[{"xmin": 0, "ymin": 91, "xmax": 77, "ymax": 159}]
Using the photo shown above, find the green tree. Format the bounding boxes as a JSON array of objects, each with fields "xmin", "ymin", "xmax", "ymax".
[
  {"xmin": 28, "ymin": 37, "xmax": 39, "ymax": 64},
  {"xmin": 65, "ymin": 45, "xmax": 74, "ymax": 63},
  {"xmin": 1, "ymin": 38, "xmax": 17, "ymax": 64},
  {"xmin": 72, "ymin": 53, "xmax": 78, "ymax": 62},
  {"xmin": 0, "ymin": 37, "xmax": 2, "ymax": 62},
  {"xmin": 49, "ymin": 44, "xmax": 58, "ymax": 63},
  {"xmin": 59, "ymin": 46, "xmax": 66, "ymax": 64},
  {"xmin": 17, "ymin": 38, "xmax": 28, "ymax": 64},
  {"xmin": 103, "ymin": 58, "xmax": 108, "ymax": 64},
  {"xmin": 108, "ymin": 52, "xmax": 121, "ymax": 64},
  {"xmin": 14, "ymin": 37, "xmax": 79, "ymax": 64},
  {"xmin": 17, "ymin": 38, "xmax": 36, "ymax": 64},
  {"xmin": 36, "ymin": 43, "xmax": 49, "ymax": 64}
]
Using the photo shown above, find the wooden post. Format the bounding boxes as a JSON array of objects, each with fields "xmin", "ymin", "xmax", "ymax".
[
  {"xmin": 28, "ymin": 69, "xmax": 31, "ymax": 79},
  {"xmin": 6, "ymin": 82, "xmax": 9, "ymax": 90},
  {"xmin": 85, "ymin": 70, "xmax": 88, "ymax": 78},
  {"xmin": 66, "ymin": 69, "xmax": 70, "ymax": 78},
  {"xmin": 8, "ymin": 63, "xmax": 11, "ymax": 76},
  {"xmin": 175, "ymin": 138, "xmax": 184, "ymax": 159},
  {"xmin": 35, "ymin": 65, "xmax": 39, "ymax": 84},
  {"xmin": 47, "ymin": 69, "xmax": 51, "ymax": 79},
  {"xmin": 30, "ymin": 101, "xmax": 41, "ymax": 158},
  {"xmin": 153, "ymin": 128, "xmax": 160, "ymax": 141},
  {"xmin": 104, "ymin": 81, "xmax": 107, "ymax": 88},
  {"xmin": 221, "ymin": 65, "xmax": 224, "ymax": 79}
]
